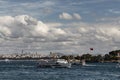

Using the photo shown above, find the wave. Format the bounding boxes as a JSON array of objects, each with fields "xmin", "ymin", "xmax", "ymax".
[{"xmin": 83, "ymin": 64, "xmax": 97, "ymax": 67}]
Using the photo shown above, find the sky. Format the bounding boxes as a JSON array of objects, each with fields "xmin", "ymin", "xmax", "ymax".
[{"xmin": 0, "ymin": 0, "xmax": 120, "ymax": 55}]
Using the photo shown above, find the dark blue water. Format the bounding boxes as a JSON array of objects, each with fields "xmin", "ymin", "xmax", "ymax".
[{"xmin": 0, "ymin": 60, "xmax": 119, "ymax": 80}]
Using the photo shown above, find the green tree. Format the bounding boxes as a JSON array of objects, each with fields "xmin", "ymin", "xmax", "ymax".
[
  {"xmin": 104, "ymin": 54, "xmax": 111, "ymax": 61},
  {"xmin": 75, "ymin": 55, "xmax": 81, "ymax": 60},
  {"xmin": 81, "ymin": 54, "xmax": 92, "ymax": 61},
  {"xmin": 60, "ymin": 55, "xmax": 69, "ymax": 60}
]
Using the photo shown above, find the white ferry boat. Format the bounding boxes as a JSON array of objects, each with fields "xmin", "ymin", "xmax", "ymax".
[{"xmin": 37, "ymin": 59, "xmax": 71, "ymax": 68}]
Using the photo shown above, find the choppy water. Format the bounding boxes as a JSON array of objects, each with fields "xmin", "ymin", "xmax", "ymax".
[{"xmin": 0, "ymin": 60, "xmax": 119, "ymax": 80}]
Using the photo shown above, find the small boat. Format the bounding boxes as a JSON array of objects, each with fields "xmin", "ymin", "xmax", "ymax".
[
  {"xmin": 81, "ymin": 59, "xmax": 86, "ymax": 66},
  {"xmin": 37, "ymin": 59, "xmax": 71, "ymax": 68},
  {"xmin": 116, "ymin": 59, "xmax": 120, "ymax": 68},
  {"xmin": 116, "ymin": 53, "xmax": 120, "ymax": 68},
  {"xmin": 5, "ymin": 59, "xmax": 9, "ymax": 62}
]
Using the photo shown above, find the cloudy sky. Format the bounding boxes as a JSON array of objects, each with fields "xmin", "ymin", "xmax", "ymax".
[{"xmin": 0, "ymin": 0, "xmax": 120, "ymax": 55}]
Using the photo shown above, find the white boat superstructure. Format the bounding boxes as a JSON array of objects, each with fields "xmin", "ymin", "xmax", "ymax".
[
  {"xmin": 5, "ymin": 59, "xmax": 9, "ymax": 62},
  {"xmin": 37, "ymin": 59, "xmax": 71, "ymax": 68},
  {"xmin": 81, "ymin": 59, "xmax": 86, "ymax": 66}
]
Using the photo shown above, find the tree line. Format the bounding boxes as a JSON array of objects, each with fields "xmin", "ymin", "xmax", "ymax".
[{"xmin": 60, "ymin": 50, "xmax": 120, "ymax": 62}]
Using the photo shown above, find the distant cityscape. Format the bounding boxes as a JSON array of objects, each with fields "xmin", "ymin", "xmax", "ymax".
[
  {"xmin": 0, "ymin": 50, "xmax": 65, "ymax": 59},
  {"xmin": 0, "ymin": 53, "xmax": 41, "ymax": 59},
  {"xmin": 0, "ymin": 50, "xmax": 119, "ymax": 63}
]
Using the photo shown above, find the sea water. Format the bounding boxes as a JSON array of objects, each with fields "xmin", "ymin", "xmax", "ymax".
[{"xmin": 0, "ymin": 60, "xmax": 119, "ymax": 80}]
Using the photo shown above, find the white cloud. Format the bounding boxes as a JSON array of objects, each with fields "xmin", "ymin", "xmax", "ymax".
[
  {"xmin": 50, "ymin": 28, "xmax": 66, "ymax": 35},
  {"xmin": 46, "ymin": 22, "xmax": 63, "ymax": 27},
  {"xmin": 0, "ymin": 15, "xmax": 66, "ymax": 39},
  {"xmin": 69, "ymin": 0, "xmax": 107, "ymax": 6},
  {"xmin": 63, "ymin": 22, "xmax": 120, "ymax": 51},
  {"xmin": 108, "ymin": 9, "xmax": 120, "ymax": 14},
  {"xmin": 73, "ymin": 13, "xmax": 82, "ymax": 20},
  {"xmin": 59, "ymin": 12, "xmax": 81, "ymax": 20},
  {"xmin": 0, "ymin": 15, "xmax": 120, "ymax": 55},
  {"xmin": 21, "ymin": 1, "xmax": 55, "ymax": 9},
  {"xmin": 59, "ymin": 12, "xmax": 73, "ymax": 20},
  {"xmin": 0, "ymin": 26, "xmax": 11, "ymax": 37}
]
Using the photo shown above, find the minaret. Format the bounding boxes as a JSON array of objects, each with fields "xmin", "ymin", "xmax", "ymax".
[{"xmin": 22, "ymin": 50, "xmax": 24, "ymax": 54}]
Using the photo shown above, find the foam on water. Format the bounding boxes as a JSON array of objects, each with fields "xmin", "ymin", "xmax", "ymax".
[{"xmin": 82, "ymin": 64, "xmax": 97, "ymax": 67}]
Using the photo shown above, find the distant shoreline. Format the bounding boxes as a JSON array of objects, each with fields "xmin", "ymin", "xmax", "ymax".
[
  {"xmin": 0, "ymin": 58, "xmax": 40, "ymax": 60},
  {"xmin": 0, "ymin": 58, "xmax": 119, "ymax": 63}
]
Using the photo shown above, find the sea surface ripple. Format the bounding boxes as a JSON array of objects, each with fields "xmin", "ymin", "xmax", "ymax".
[{"xmin": 0, "ymin": 60, "xmax": 119, "ymax": 80}]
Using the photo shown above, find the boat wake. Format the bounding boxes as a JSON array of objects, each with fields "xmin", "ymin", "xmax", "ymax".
[{"xmin": 82, "ymin": 64, "xmax": 97, "ymax": 67}]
